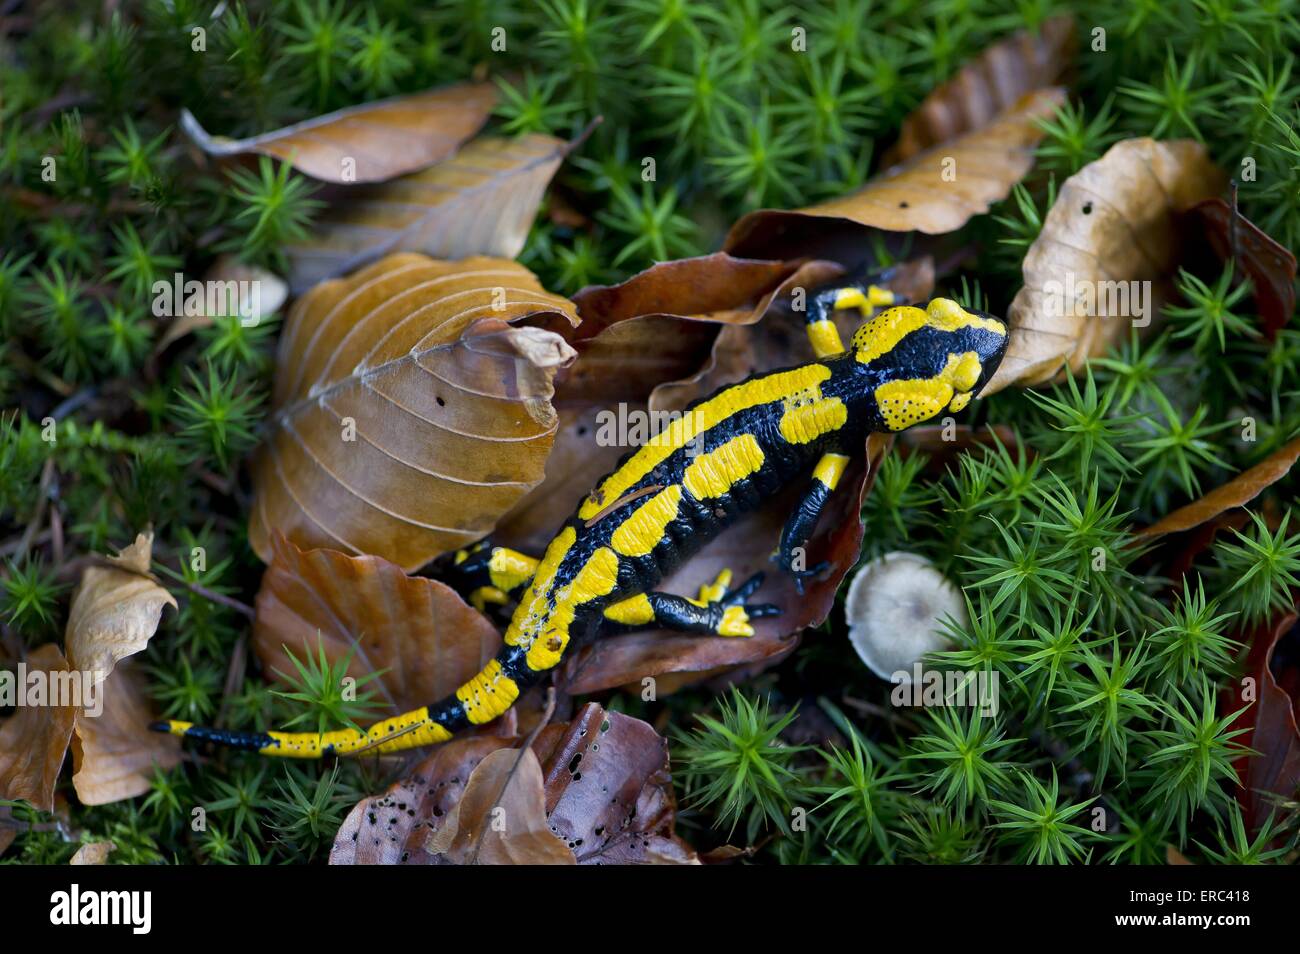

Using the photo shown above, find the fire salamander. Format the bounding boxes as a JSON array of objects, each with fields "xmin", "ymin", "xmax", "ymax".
[{"xmin": 153, "ymin": 286, "xmax": 1008, "ymax": 758}]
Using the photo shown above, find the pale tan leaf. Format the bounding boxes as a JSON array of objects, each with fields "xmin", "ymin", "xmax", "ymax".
[
  {"xmin": 725, "ymin": 88, "xmax": 1065, "ymax": 257},
  {"xmin": 425, "ymin": 747, "xmax": 575, "ymax": 865},
  {"xmin": 253, "ymin": 532, "xmax": 500, "ymax": 715},
  {"xmin": 70, "ymin": 841, "xmax": 116, "ymax": 865},
  {"xmin": 984, "ymin": 138, "xmax": 1227, "ymax": 394},
  {"xmin": 248, "ymin": 253, "xmax": 579, "ymax": 570},
  {"xmin": 285, "ymin": 134, "xmax": 574, "ymax": 293},
  {"xmin": 71, "ymin": 665, "xmax": 181, "ymax": 806},
  {"xmin": 883, "ymin": 16, "xmax": 1076, "ymax": 166},
  {"xmin": 65, "ymin": 532, "xmax": 177, "ymax": 689},
  {"xmin": 0, "ymin": 644, "xmax": 77, "ymax": 813},
  {"xmin": 180, "ymin": 82, "xmax": 496, "ymax": 183}
]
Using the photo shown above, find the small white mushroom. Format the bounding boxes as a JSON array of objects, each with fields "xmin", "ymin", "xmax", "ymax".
[{"xmin": 844, "ymin": 551, "xmax": 967, "ymax": 682}]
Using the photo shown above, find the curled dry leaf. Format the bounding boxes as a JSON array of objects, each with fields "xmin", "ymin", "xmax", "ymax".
[
  {"xmin": 1188, "ymin": 197, "xmax": 1297, "ymax": 341},
  {"xmin": 253, "ymin": 532, "xmax": 500, "ymax": 716},
  {"xmin": 65, "ymin": 532, "xmax": 177, "ymax": 689},
  {"xmin": 285, "ymin": 133, "xmax": 577, "ymax": 294},
  {"xmin": 1136, "ymin": 435, "xmax": 1300, "ymax": 539},
  {"xmin": 883, "ymin": 16, "xmax": 1076, "ymax": 166},
  {"xmin": 72, "ymin": 664, "xmax": 181, "ymax": 806},
  {"xmin": 725, "ymin": 89, "xmax": 1065, "ymax": 260},
  {"xmin": 180, "ymin": 82, "xmax": 496, "ymax": 183},
  {"xmin": 0, "ymin": 644, "xmax": 77, "ymax": 813},
  {"xmin": 247, "ymin": 253, "xmax": 580, "ymax": 571},
  {"xmin": 330, "ymin": 734, "xmax": 514, "ymax": 864},
  {"xmin": 329, "ymin": 703, "xmax": 694, "ymax": 865},
  {"xmin": 984, "ymin": 138, "xmax": 1227, "ymax": 395},
  {"xmin": 424, "ymin": 746, "xmax": 575, "ymax": 864},
  {"xmin": 69, "ymin": 841, "xmax": 116, "ymax": 865}
]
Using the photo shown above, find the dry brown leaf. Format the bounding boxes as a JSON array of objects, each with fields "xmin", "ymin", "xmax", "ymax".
[
  {"xmin": 534, "ymin": 703, "xmax": 697, "ymax": 863},
  {"xmin": 425, "ymin": 746, "xmax": 575, "ymax": 864},
  {"xmin": 285, "ymin": 134, "xmax": 575, "ymax": 293},
  {"xmin": 253, "ymin": 532, "xmax": 500, "ymax": 715},
  {"xmin": 0, "ymin": 644, "xmax": 77, "ymax": 813},
  {"xmin": 180, "ymin": 82, "xmax": 496, "ymax": 183},
  {"xmin": 69, "ymin": 841, "xmax": 116, "ymax": 865},
  {"xmin": 1188, "ymin": 197, "xmax": 1298, "ymax": 341},
  {"xmin": 725, "ymin": 88, "xmax": 1064, "ymax": 259},
  {"xmin": 330, "ymin": 703, "xmax": 693, "ymax": 865},
  {"xmin": 65, "ymin": 532, "xmax": 176, "ymax": 689},
  {"xmin": 247, "ymin": 253, "xmax": 580, "ymax": 571},
  {"xmin": 330, "ymin": 734, "xmax": 516, "ymax": 864},
  {"xmin": 1225, "ymin": 610, "xmax": 1300, "ymax": 833},
  {"xmin": 882, "ymin": 16, "xmax": 1076, "ymax": 166},
  {"xmin": 71, "ymin": 665, "xmax": 181, "ymax": 806},
  {"xmin": 1136, "ymin": 435, "xmax": 1300, "ymax": 539},
  {"xmin": 984, "ymin": 138, "xmax": 1227, "ymax": 395}
]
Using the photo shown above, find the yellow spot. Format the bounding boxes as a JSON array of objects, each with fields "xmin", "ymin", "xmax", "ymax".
[
  {"xmin": 925, "ymin": 298, "xmax": 1006, "ymax": 336},
  {"xmin": 604, "ymin": 592, "xmax": 655, "ymax": 626},
  {"xmin": 470, "ymin": 586, "xmax": 508, "ymax": 613},
  {"xmin": 852, "ymin": 305, "xmax": 927, "ymax": 364},
  {"xmin": 874, "ymin": 352, "xmax": 983, "ymax": 431},
  {"xmin": 832, "ymin": 285, "xmax": 894, "ymax": 314},
  {"xmin": 694, "ymin": 568, "xmax": 732, "ymax": 605},
  {"xmin": 610, "ymin": 485, "xmax": 682, "ymax": 557},
  {"xmin": 717, "ymin": 605, "xmax": 754, "ymax": 638},
  {"xmin": 813, "ymin": 452, "xmax": 850, "ymax": 490},
  {"xmin": 169, "ymin": 720, "xmax": 193, "ymax": 735},
  {"xmin": 949, "ymin": 351, "xmax": 983, "ymax": 392},
  {"xmin": 456, "ymin": 660, "xmax": 520, "ymax": 725},
  {"xmin": 578, "ymin": 365, "xmax": 833, "ymax": 520},
  {"xmin": 682, "ymin": 433, "xmax": 766, "ymax": 500},
  {"xmin": 453, "ymin": 549, "xmax": 470, "ymax": 565},
  {"xmin": 526, "ymin": 546, "xmax": 621, "ymax": 671},
  {"xmin": 488, "ymin": 547, "xmax": 538, "ymax": 592},
  {"xmin": 807, "ymin": 319, "xmax": 844, "ymax": 357},
  {"xmin": 779, "ymin": 389, "xmax": 847, "ymax": 444}
]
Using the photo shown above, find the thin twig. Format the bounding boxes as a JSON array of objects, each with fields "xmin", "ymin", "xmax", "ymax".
[{"xmin": 180, "ymin": 579, "xmax": 256, "ymax": 619}]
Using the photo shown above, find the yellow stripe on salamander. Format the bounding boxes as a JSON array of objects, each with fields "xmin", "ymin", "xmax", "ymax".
[
  {"xmin": 603, "ymin": 592, "xmax": 655, "ymax": 625},
  {"xmin": 779, "ymin": 388, "xmax": 847, "ymax": 445},
  {"xmin": 456, "ymin": 659, "xmax": 520, "ymax": 725},
  {"xmin": 610, "ymin": 485, "xmax": 682, "ymax": 557},
  {"xmin": 813, "ymin": 452, "xmax": 850, "ymax": 490},
  {"xmin": 260, "ymin": 709, "xmax": 453, "ymax": 758},
  {"xmin": 682, "ymin": 433, "xmax": 766, "ymax": 500},
  {"xmin": 527, "ymin": 546, "xmax": 621, "ymax": 671},
  {"xmin": 578, "ymin": 365, "xmax": 833, "ymax": 520}
]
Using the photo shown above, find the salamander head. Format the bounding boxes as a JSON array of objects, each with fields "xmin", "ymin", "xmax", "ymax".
[{"xmin": 848, "ymin": 297, "xmax": 1008, "ymax": 431}]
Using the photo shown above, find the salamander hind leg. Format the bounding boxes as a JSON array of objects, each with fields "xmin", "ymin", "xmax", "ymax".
[{"xmin": 602, "ymin": 569, "xmax": 780, "ymax": 638}]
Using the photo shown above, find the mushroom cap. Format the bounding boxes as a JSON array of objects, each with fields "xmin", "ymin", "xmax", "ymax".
[{"xmin": 844, "ymin": 551, "xmax": 967, "ymax": 681}]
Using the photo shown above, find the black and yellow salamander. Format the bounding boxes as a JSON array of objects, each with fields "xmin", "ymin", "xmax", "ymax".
[{"xmin": 153, "ymin": 286, "xmax": 1008, "ymax": 758}]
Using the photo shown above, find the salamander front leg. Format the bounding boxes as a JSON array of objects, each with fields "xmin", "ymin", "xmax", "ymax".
[
  {"xmin": 602, "ymin": 570, "xmax": 780, "ymax": 638},
  {"xmin": 442, "ymin": 539, "xmax": 540, "ymax": 612},
  {"xmin": 774, "ymin": 452, "xmax": 851, "ymax": 593},
  {"xmin": 805, "ymin": 281, "xmax": 898, "ymax": 357}
]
